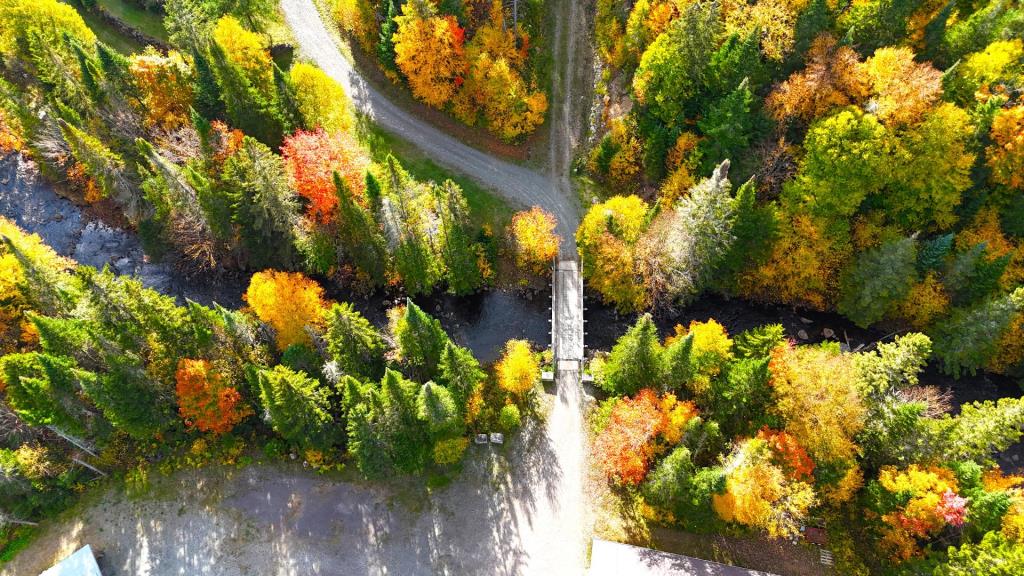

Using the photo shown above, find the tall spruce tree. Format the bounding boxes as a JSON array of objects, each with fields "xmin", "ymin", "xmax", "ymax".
[
  {"xmin": 256, "ymin": 365, "xmax": 336, "ymax": 450},
  {"xmin": 334, "ymin": 174, "xmax": 388, "ymax": 286},
  {"xmin": 393, "ymin": 299, "xmax": 451, "ymax": 382},
  {"xmin": 600, "ymin": 314, "xmax": 665, "ymax": 395},
  {"xmin": 323, "ymin": 302, "xmax": 385, "ymax": 381}
]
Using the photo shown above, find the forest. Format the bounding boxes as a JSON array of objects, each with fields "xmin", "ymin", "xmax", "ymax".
[
  {"xmin": 0, "ymin": 0, "xmax": 1023, "ymax": 573},
  {"xmin": 584, "ymin": 0, "xmax": 1024, "ymax": 381}
]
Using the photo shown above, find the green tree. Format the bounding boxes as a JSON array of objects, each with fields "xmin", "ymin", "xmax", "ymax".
[
  {"xmin": 434, "ymin": 181, "xmax": 484, "ymax": 295},
  {"xmin": 642, "ymin": 447, "xmax": 726, "ymax": 533},
  {"xmin": 437, "ymin": 342, "xmax": 484, "ymax": 411},
  {"xmin": 416, "ymin": 381, "xmax": 461, "ymax": 439},
  {"xmin": 931, "ymin": 397, "xmax": 1024, "ymax": 466},
  {"xmin": 256, "ymin": 365, "xmax": 336, "ymax": 450},
  {"xmin": 0, "ymin": 353, "xmax": 94, "ymax": 436},
  {"xmin": 696, "ymin": 80, "xmax": 760, "ymax": 171},
  {"xmin": 209, "ymin": 42, "xmax": 284, "ymax": 148},
  {"xmin": 733, "ymin": 324, "xmax": 785, "ymax": 360},
  {"xmin": 334, "ymin": 174, "xmax": 387, "ymax": 286},
  {"xmin": 221, "ymin": 136, "xmax": 299, "ymax": 268},
  {"xmin": 323, "ymin": 302, "xmax": 385, "ymax": 381},
  {"xmin": 943, "ymin": 243, "xmax": 1010, "ymax": 307},
  {"xmin": 378, "ymin": 0, "xmax": 399, "ymax": 69},
  {"xmin": 837, "ymin": 236, "xmax": 917, "ymax": 328},
  {"xmin": 783, "ymin": 107, "xmax": 891, "ymax": 220},
  {"xmin": 931, "ymin": 288, "xmax": 1024, "ymax": 377},
  {"xmin": 393, "ymin": 299, "xmax": 451, "ymax": 382},
  {"xmin": 191, "ymin": 48, "xmax": 225, "ymax": 120},
  {"xmin": 937, "ymin": 532, "xmax": 1024, "ymax": 576},
  {"xmin": 378, "ymin": 368, "xmax": 429, "ymax": 472},
  {"xmin": 710, "ymin": 357, "xmax": 773, "ymax": 437},
  {"xmin": 632, "ymin": 0, "xmax": 720, "ymax": 126},
  {"xmin": 600, "ymin": 314, "xmax": 664, "ymax": 395},
  {"xmin": 82, "ymin": 354, "xmax": 175, "ymax": 439}
]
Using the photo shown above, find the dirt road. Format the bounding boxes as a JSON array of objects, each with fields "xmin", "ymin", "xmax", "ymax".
[{"xmin": 279, "ymin": 0, "xmax": 582, "ymax": 244}]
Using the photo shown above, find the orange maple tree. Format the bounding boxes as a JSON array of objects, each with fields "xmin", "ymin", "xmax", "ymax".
[
  {"xmin": 281, "ymin": 129, "xmax": 370, "ymax": 223},
  {"xmin": 175, "ymin": 359, "xmax": 251, "ymax": 434},
  {"xmin": 593, "ymin": 389, "xmax": 698, "ymax": 485}
]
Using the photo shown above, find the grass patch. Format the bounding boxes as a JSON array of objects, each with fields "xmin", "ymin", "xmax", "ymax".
[
  {"xmin": 70, "ymin": 2, "xmax": 145, "ymax": 54},
  {"xmin": 357, "ymin": 121, "xmax": 515, "ymax": 233},
  {"xmin": 94, "ymin": 0, "xmax": 168, "ymax": 42}
]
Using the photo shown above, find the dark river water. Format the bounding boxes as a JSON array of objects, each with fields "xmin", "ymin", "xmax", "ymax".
[{"xmin": 3, "ymin": 152, "xmax": 1020, "ymax": 471}]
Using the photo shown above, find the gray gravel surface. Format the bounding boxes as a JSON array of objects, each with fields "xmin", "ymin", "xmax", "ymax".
[{"xmin": 280, "ymin": 0, "xmax": 582, "ymax": 247}]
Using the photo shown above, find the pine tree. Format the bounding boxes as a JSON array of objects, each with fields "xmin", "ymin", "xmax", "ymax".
[
  {"xmin": 209, "ymin": 42, "xmax": 284, "ymax": 148},
  {"xmin": 434, "ymin": 180, "xmax": 483, "ymax": 295},
  {"xmin": 696, "ymin": 80, "xmax": 760, "ymax": 171},
  {"xmin": 378, "ymin": 0, "xmax": 399, "ymax": 69},
  {"xmin": 416, "ymin": 381, "xmax": 461, "ymax": 439},
  {"xmin": 323, "ymin": 302, "xmax": 385, "ymax": 381},
  {"xmin": 334, "ymin": 174, "xmax": 388, "ymax": 286},
  {"xmin": 393, "ymin": 299, "xmax": 451, "ymax": 381},
  {"xmin": 81, "ymin": 354, "xmax": 175, "ymax": 439},
  {"xmin": 346, "ymin": 402, "xmax": 392, "ymax": 477},
  {"xmin": 837, "ymin": 236, "xmax": 918, "ymax": 328},
  {"xmin": 256, "ymin": 365, "xmax": 336, "ymax": 450},
  {"xmin": 944, "ymin": 243, "xmax": 1010, "ymax": 307},
  {"xmin": 932, "ymin": 288, "xmax": 1024, "ymax": 378},
  {"xmin": 273, "ymin": 63, "xmax": 301, "ymax": 134},
  {"xmin": 222, "ymin": 136, "xmax": 299, "ymax": 268},
  {"xmin": 59, "ymin": 120, "xmax": 136, "ymax": 217},
  {"xmin": 96, "ymin": 42, "xmax": 137, "ymax": 101},
  {"xmin": 733, "ymin": 324, "xmax": 785, "ymax": 360},
  {"xmin": 600, "ymin": 314, "xmax": 665, "ymax": 395},
  {"xmin": 662, "ymin": 332, "xmax": 694, "ymax": 390},
  {"xmin": 69, "ymin": 39, "xmax": 103, "ymax": 103},
  {"xmin": 437, "ymin": 342, "xmax": 484, "ymax": 411},
  {"xmin": 190, "ymin": 48, "xmax": 225, "ymax": 120},
  {"xmin": 716, "ymin": 179, "xmax": 776, "ymax": 289},
  {"xmin": 0, "ymin": 353, "xmax": 94, "ymax": 436},
  {"xmin": 379, "ymin": 368, "xmax": 430, "ymax": 472}
]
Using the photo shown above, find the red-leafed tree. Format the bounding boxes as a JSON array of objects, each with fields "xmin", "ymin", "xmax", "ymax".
[
  {"xmin": 281, "ymin": 129, "xmax": 371, "ymax": 223},
  {"xmin": 593, "ymin": 389, "xmax": 663, "ymax": 485},
  {"xmin": 175, "ymin": 359, "xmax": 252, "ymax": 434}
]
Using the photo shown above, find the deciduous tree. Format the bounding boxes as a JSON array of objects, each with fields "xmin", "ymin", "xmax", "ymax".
[{"xmin": 244, "ymin": 270, "xmax": 327, "ymax": 351}]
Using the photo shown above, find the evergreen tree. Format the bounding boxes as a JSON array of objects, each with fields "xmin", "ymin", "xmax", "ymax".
[
  {"xmin": 334, "ymin": 174, "xmax": 387, "ymax": 286},
  {"xmin": 69, "ymin": 39, "xmax": 103, "ymax": 103},
  {"xmin": 209, "ymin": 42, "xmax": 284, "ymax": 148},
  {"xmin": 434, "ymin": 180, "xmax": 483, "ymax": 295},
  {"xmin": 932, "ymin": 288, "xmax": 1024, "ymax": 377},
  {"xmin": 837, "ymin": 236, "xmax": 918, "ymax": 328},
  {"xmin": 221, "ymin": 136, "xmax": 299, "ymax": 268},
  {"xmin": 378, "ymin": 0, "xmax": 399, "ymax": 69},
  {"xmin": 696, "ymin": 80, "xmax": 760, "ymax": 171},
  {"xmin": 733, "ymin": 324, "xmax": 785, "ymax": 360},
  {"xmin": 916, "ymin": 232, "xmax": 954, "ymax": 273},
  {"xmin": 416, "ymin": 381, "xmax": 461, "ymax": 439},
  {"xmin": 379, "ymin": 368, "xmax": 430, "ymax": 472},
  {"xmin": 95, "ymin": 42, "xmax": 136, "ymax": 100},
  {"xmin": 662, "ymin": 332, "xmax": 694, "ymax": 390},
  {"xmin": 256, "ymin": 365, "xmax": 336, "ymax": 450},
  {"xmin": 600, "ymin": 314, "xmax": 664, "ymax": 395},
  {"xmin": 437, "ymin": 342, "xmax": 484, "ymax": 411},
  {"xmin": 706, "ymin": 31, "xmax": 766, "ymax": 97},
  {"xmin": 0, "ymin": 353, "xmax": 94, "ymax": 436},
  {"xmin": 393, "ymin": 299, "xmax": 451, "ymax": 381},
  {"xmin": 943, "ymin": 243, "xmax": 1010, "ymax": 307},
  {"xmin": 710, "ymin": 357, "xmax": 773, "ymax": 437},
  {"xmin": 59, "ymin": 120, "xmax": 137, "ymax": 219},
  {"xmin": 190, "ymin": 48, "xmax": 225, "ymax": 120},
  {"xmin": 323, "ymin": 302, "xmax": 385, "ymax": 381},
  {"xmin": 273, "ymin": 63, "xmax": 301, "ymax": 134},
  {"xmin": 931, "ymin": 397, "xmax": 1024, "ymax": 466},
  {"xmin": 81, "ymin": 354, "xmax": 175, "ymax": 439},
  {"xmin": 346, "ymin": 402, "xmax": 392, "ymax": 477}
]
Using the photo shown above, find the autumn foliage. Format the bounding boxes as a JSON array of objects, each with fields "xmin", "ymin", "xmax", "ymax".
[
  {"xmin": 593, "ymin": 389, "xmax": 698, "ymax": 485},
  {"xmin": 508, "ymin": 207, "xmax": 560, "ymax": 276},
  {"xmin": 244, "ymin": 270, "xmax": 327, "ymax": 350},
  {"xmin": 174, "ymin": 359, "xmax": 251, "ymax": 434},
  {"xmin": 495, "ymin": 339, "xmax": 538, "ymax": 395},
  {"xmin": 282, "ymin": 129, "xmax": 370, "ymax": 223}
]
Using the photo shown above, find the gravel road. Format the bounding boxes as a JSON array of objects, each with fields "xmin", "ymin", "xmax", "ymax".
[{"xmin": 279, "ymin": 0, "xmax": 582, "ymax": 246}]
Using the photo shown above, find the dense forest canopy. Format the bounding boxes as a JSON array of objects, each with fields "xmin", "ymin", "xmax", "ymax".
[{"xmin": 583, "ymin": 0, "xmax": 1024, "ymax": 384}]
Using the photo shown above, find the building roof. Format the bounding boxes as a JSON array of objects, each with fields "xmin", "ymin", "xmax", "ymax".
[
  {"xmin": 589, "ymin": 539, "xmax": 778, "ymax": 576},
  {"xmin": 38, "ymin": 545, "xmax": 103, "ymax": 576}
]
